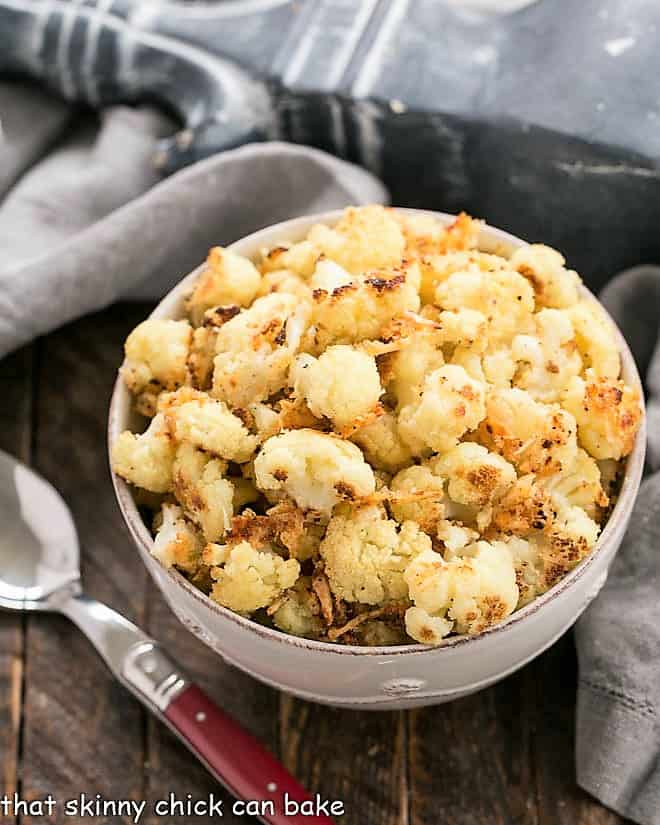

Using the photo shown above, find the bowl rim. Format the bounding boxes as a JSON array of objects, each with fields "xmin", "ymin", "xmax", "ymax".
[{"xmin": 108, "ymin": 207, "xmax": 646, "ymax": 658}]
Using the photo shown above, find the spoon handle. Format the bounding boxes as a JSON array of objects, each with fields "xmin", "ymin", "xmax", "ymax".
[{"xmin": 60, "ymin": 593, "xmax": 333, "ymax": 825}]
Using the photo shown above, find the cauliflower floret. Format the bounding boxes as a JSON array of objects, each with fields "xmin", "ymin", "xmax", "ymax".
[
  {"xmin": 404, "ymin": 540, "xmax": 518, "ymax": 641},
  {"xmin": 260, "ymin": 239, "xmax": 320, "ymax": 277},
  {"xmin": 307, "ymin": 263, "xmax": 420, "ymax": 352},
  {"xmin": 510, "ymin": 244, "xmax": 581, "ymax": 309},
  {"xmin": 307, "ymin": 205, "xmax": 405, "ymax": 274},
  {"xmin": 120, "ymin": 319, "xmax": 191, "ymax": 395},
  {"xmin": 111, "ymin": 414, "xmax": 175, "ymax": 493},
  {"xmin": 350, "ymin": 411, "xmax": 413, "ymax": 473},
  {"xmin": 436, "ymin": 520, "xmax": 480, "ymax": 554},
  {"xmin": 160, "ymin": 388, "xmax": 257, "ymax": 462},
  {"xmin": 380, "ymin": 327, "xmax": 445, "ymax": 408},
  {"xmin": 291, "ymin": 346, "xmax": 382, "ymax": 434},
  {"xmin": 209, "ymin": 540, "xmax": 300, "ymax": 614},
  {"xmin": 491, "ymin": 474, "xmax": 555, "ymax": 536},
  {"xmin": 254, "ymin": 429, "xmax": 376, "ymax": 514},
  {"xmin": 434, "ymin": 267, "xmax": 535, "ymax": 345},
  {"xmin": 499, "ymin": 500, "xmax": 600, "ymax": 606},
  {"xmin": 451, "ymin": 345, "xmax": 516, "ymax": 389},
  {"xmin": 309, "ymin": 259, "xmax": 353, "ymax": 292},
  {"xmin": 398, "ymin": 365, "xmax": 486, "ymax": 456},
  {"xmin": 390, "ymin": 461, "xmax": 446, "ymax": 532},
  {"xmin": 152, "ymin": 503, "xmax": 203, "ymax": 573},
  {"xmin": 172, "ymin": 443, "xmax": 234, "ymax": 542},
  {"xmin": 566, "ymin": 301, "xmax": 621, "ymax": 379},
  {"xmin": 256, "ymin": 269, "xmax": 311, "ymax": 301},
  {"xmin": 478, "ymin": 388, "xmax": 578, "ymax": 476},
  {"xmin": 418, "ymin": 248, "xmax": 507, "ymax": 305},
  {"xmin": 562, "ymin": 376, "xmax": 642, "ymax": 460},
  {"xmin": 511, "ymin": 308, "xmax": 582, "ymax": 402},
  {"xmin": 271, "ymin": 576, "xmax": 324, "ymax": 638},
  {"xmin": 320, "ymin": 505, "xmax": 431, "ymax": 603},
  {"xmin": 187, "ymin": 247, "xmax": 261, "ymax": 325},
  {"xmin": 401, "ymin": 211, "xmax": 480, "ymax": 259},
  {"xmin": 405, "ymin": 607, "xmax": 453, "ymax": 645},
  {"xmin": 435, "ymin": 443, "xmax": 516, "ymax": 510},
  {"xmin": 539, "ymin": 447, "xmax": 608, "ymax": 519},
  {"xmin": 212, "ymin": 293, "xmax": 310, "ymax": 407}
]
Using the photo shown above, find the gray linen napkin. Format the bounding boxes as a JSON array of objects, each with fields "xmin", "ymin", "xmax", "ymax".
[
  {"xmin": 575, "ymin": 266, "xmax": 660, "ymax": 825},
  {"xmin": 0, "ymin": 82, "xmax": 386, "ymax": 358},
  {"xmin": 1, "ymin": 82, "xmax": 658, "ymax": 824}
]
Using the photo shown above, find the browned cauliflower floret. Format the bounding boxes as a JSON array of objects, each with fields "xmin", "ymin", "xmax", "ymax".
[
  {"xmin": 172, "ymin": 443, "xmax": 233, "ymax": 542},
  {"xmin": 260, "ymin": 239, "xmax": 319, "ymax": 277},
  {"xmin": 562, "ymin": 376, "xmax": 642, "ymax": 460},
  {"xmin": 478, "ymin": 388, "xmax": 578, "ymax": 476},
  {"xmin": 254, "ymin": 429, "xmax": 376, "ymax": 514},
  {"xmin": 404, "ymin": 540, "xmax": 518, "ymax": 642},
  {"xmin": 511, "ymin": 308, "xmax": 582, "ymax": 402},
  {"xmin": 398, "ymin": 365, "xmax": 486, "ymax": 456},
  {"xmin": 160, "ymin": 387, "xmax": 257, "ymax": 462},
  {"xmin": 271, "ymin": 576, "xmax": 324, "ymax": 638},
  {"xmin": 209, "ymin": 540, "xmax": 300, "ymax": 614},
  {"xmin": 565, "ymin": 301, "xmax": 620, "ymax": 379},
  {"xmin": 380, "ymin": 326, "xmax": 445, "ymax": 408},
  {"xmin": 307, "ymin": 264, "xmax": 420, "ymax": 352},
  {"xmin": 434, "ymin": 266, "xmax": 535, "ymax": 346},
  {"xmin": 256, "ymin": 269, "xmax": 311, "ymax": 301},
  {"xmin": 451, "ymin": 345, "xmax": 516, "ymax": 389},
  {"xmin": 320, "ymin": 505, "xmax": 431, "ymax": 604},
  {"xmin": 187, "ymin": 247, "xmax": 261, "ymax": 325},
  {"xmin": 539, "ymin": 447, "xmax": 608, "ymax": 519},
  {"xmin": 212, "ymin": 293, "xmax": 310, "ymax": 407},
  {"xmin": 389, "ymin": 461, "xmax": 446, "ymax": 533},
  {"xmin": 418, "ymin": 249, "xmax": 506, "ymax": 305},
  {"xmin": 400, "ymin": 211, "xmax": 481, "ymax": 264},
  {"xmin": 112, "ymin": 413, "xmax": 175, "ymax": 493},
  {"xmin": 435, "ymin": 443, "xmax": 516, "ymax": 510},
  {"xmin": 308, "ymin": 259, "xmax": 353, "ymax": 292},
  {"xmin": 500, "ymin": 499, "xmax": 600, "ymax": 606},
  {"xmin": 121, "ymin": 319, "xmax": 191, "ymax": 395},
  {"xmin": 152, "ymin": 502, "xmax": 203, "ymax": 573},
  {"xmin": 307, "ymin": 205, "xmax": 405, "ymax": 274},
  {"xmin": 350, "ymin": 411, "xmax": 413, "ymax": 473},
  {"xmin": 291, "ymin": 346, "xmax": 382, "ymax": 434},
  {"xmin": 510, "ymin": 244, "xmax": 581, "ymax": 309}
]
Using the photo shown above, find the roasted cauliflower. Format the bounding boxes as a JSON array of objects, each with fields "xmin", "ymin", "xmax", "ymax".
[{"xmin": 112, "ymin": 205, "xmax": 641, "ymax": 646}]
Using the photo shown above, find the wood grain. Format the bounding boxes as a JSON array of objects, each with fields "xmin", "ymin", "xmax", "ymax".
[
  {"xmin": 0, "ymin": 344, "xmax": 34, "ymax": 823},
  {"xmin": 280, "ymin": 698, "xmax": 407, "ymax": 825},
  {"xmin": 21, "ymin": 311, "xmax": 148, "ymax": 824},
  {"xmin": 409, "ymin": 667, "xmax": 538, "ymax": 825}
]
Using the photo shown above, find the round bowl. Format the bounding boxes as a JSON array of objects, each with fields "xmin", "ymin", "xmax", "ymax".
[{"xmin": 108, "ymin": 209, "xmax": 646, "ymax": 710}]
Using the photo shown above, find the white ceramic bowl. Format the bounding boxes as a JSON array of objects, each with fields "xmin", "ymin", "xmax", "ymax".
[{"xmin": 108, "ymin": 209, "xmax": 645, "ymax": 710}]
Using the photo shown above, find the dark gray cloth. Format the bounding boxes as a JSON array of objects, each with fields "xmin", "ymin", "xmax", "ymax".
[
  {"xmin": 575, "ymin": 266, "xmax": 660, "ymax": 825},
  {"xmin": 0, "ymin": 82, "xmax": 387, "ymax": 357},
  {"xmin": 1, "ymin": 82, "xmax": 658, "ymax": 825}
]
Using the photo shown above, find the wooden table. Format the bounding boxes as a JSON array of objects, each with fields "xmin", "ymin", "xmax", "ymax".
[{"xmin": 0, "ymin": 304, "xmax": 630, "ymax": 825}]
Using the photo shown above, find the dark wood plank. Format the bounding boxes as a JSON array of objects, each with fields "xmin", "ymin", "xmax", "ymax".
[
  {"xmin": 532, "ymin": 635, "xmax": 629, "ymax": 825},
  {"xmin": 280, "ymin": 698, "xmax": 407, "ymax": 825},
  {"xmin": 0, "ymin": 344, "xmax": 34, "ymax": 822},
  {"xmin": 409, "ymin": 668, "xmax": 538, "ymax": 825},
  {"xmin": 21, "ymin": 307, "xmax": 150, "ymax": 824}
]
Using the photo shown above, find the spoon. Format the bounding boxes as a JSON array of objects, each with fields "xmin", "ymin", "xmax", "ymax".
[{"xmin": 0, "ymin": 449, "xmax": 332, "ymax": 825}]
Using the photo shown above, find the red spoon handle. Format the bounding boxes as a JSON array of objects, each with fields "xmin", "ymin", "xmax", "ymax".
[{"xmin": 164, "ymin": 684, "xmax": 335, "ymax": 825}]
